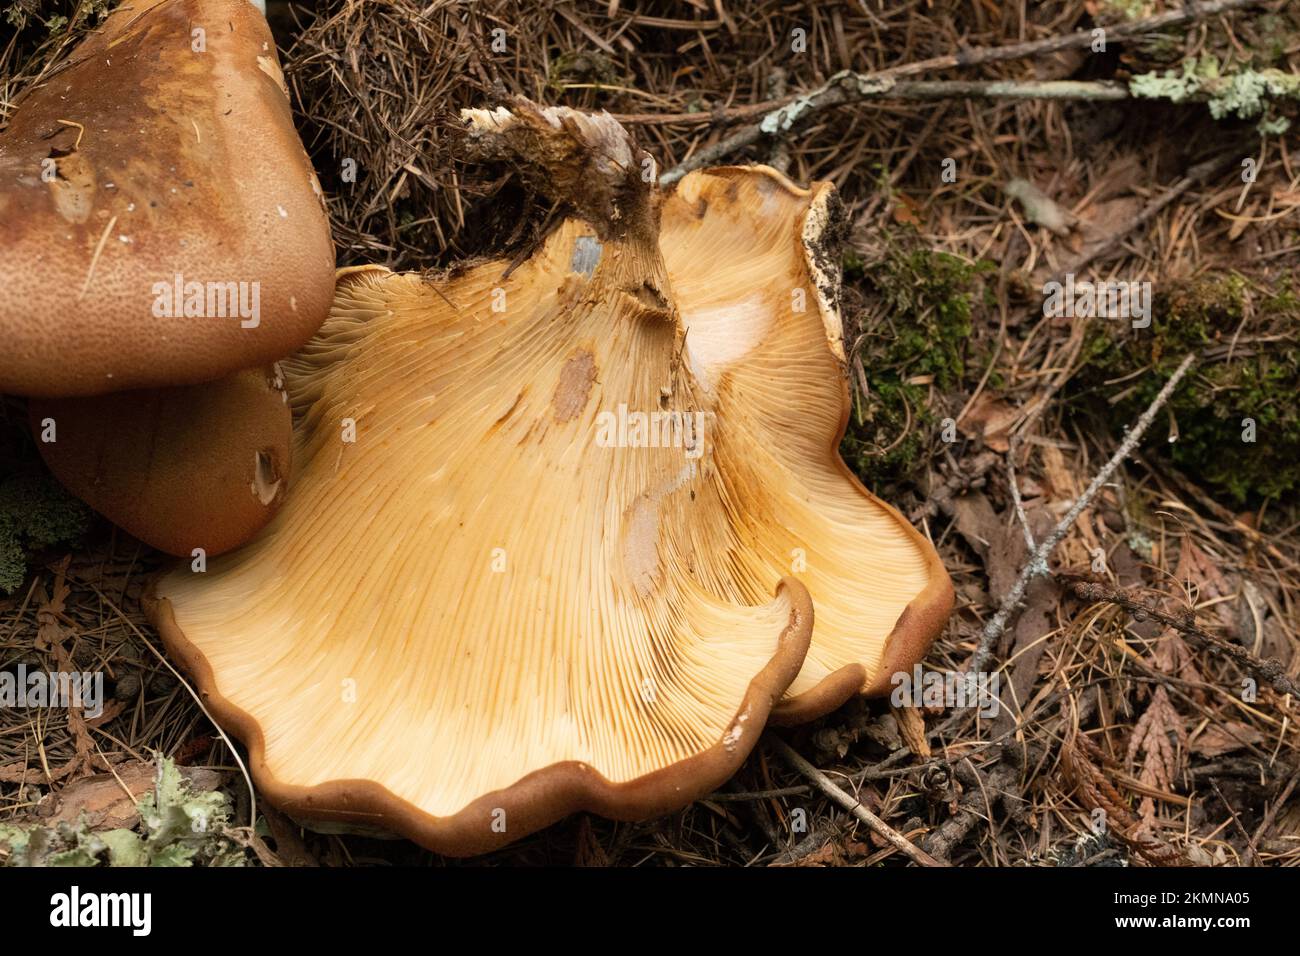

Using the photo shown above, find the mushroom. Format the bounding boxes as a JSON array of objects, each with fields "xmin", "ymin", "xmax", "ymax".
[
  {"xmin": 0, "ymin": 0, "xmax": 334, "ymax": 398},
  {"xmin": 144, "ymin": 101, "xmax": 950, "ymax": 854},
  {"xmin": 0, "ymin": 0, "xmax": 331, "ymax": 554},
  {"xmin": 28, "ymin": 365, "xmax": 291, "ymax": 558}
]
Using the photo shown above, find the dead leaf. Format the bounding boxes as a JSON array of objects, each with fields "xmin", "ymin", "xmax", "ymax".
[
  {"xmin": 1127, "ymin": 686, "xmax": 1186, "ymax": 830},
  {"xmin": 959, "ymin": 395, "xmax": 1018, "ymax": 452},
  {"xmin": 1152, "ymin": 629, "xmax": 1203, "ymax": 689},
  {"xmin": 891, "ymin": 192, "xmax": 922, "ymax": 227},
  {"xmin": 35, "ymin": 762, "xmax": 222, "ymax": 831},
  {"xmin": 950, "ymin": 491, "xmax": 1051, "ymax": 605},
  {"xmin": 1076, "ymin": 195, "xmax": 1144, "ymax": 262},
  {"xmin": 788, "ymin": 836, "xmax": 871, "ymax": 866},
  {"xmin": 1189, "ymin": 721, "xmax": 1264, "ymax": 758},
  {"xmin": 1174, "ymin": 539, "xmax": 1237, "ymax": 634}
]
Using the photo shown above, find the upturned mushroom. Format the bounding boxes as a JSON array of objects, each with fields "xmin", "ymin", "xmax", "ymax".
[
  {"xmin": 1, "ymin": 0, "xmax": 332, "ymax": 553},
  {"xmin": 144, "ymin": 101, "xmax": 951, "ymax": 854}
]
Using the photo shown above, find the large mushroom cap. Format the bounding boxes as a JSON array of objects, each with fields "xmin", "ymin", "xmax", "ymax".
[
  {"xmin": 0, "ymin": 0, "xmax": 334, "ymax": 397},
  {"xmin": 146, "ymin": 102, "xmax": 950, "ymax": 853},
  {"xmin": 30, "ymin": 365, "xmax": 291, "ymax": 557},
  {"xmin": 147, "ymin": 235, "xmax": 813, "ymax": 855}
]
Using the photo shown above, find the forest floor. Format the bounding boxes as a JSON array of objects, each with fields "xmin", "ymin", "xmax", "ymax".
[{"xmin": 1, "ymin": 0, "xmax": 1298, "ymax": 866}]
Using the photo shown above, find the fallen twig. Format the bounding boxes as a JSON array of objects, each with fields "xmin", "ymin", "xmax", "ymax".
[
  {"xmin": 1006, "ymin": 435, "xmax": 1037, "ymax": 553},
  {"xmin": 769, "ymin": 735, "xmax": 947, "ymax": 866},
  {"xmin": 625, "ymin": 0, "xmax": 1264, "ymax": 131},
  {"xmin": 1072, "ymin": 580, "xmax": 1300, "ymax": 700},
  {"xmin": 658, "ymin": 0, "xmax": 1266, "ymax": 183},
  {"xmin": 968, "ymin": 353, "xmax": 1198, "ymax": 675}
]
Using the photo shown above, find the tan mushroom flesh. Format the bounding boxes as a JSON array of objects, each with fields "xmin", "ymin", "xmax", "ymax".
[
  {"xmin": 145, "ymin": 103, "xmax": 949, "ymax": 853},
  {"xmin": 30, "ymin": 365, "xmax": 291, "ymax": 557}
]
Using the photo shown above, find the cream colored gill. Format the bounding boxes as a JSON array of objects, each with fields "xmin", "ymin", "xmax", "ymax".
[
  {"xmin": 157, "ymin": 218, "xmax": 799, "ymax": 818},
  {"xmin": 661, "ymin": 166, "xmax": 938, "ymax": 699}
]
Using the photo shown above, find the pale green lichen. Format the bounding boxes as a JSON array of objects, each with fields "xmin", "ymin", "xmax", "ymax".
[
  {"xmin": 0, "ymin": 756, "xmax": 247, "ymax": 867},
  {"xmin": 1130, "ymin": 57, "xmax": 1300, "ymax": 133},
  {"xmin": 760, "ymin": 71, "xmax": 894, "ymax": 134}
]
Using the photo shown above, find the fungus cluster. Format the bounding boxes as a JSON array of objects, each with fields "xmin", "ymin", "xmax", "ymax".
[{"xmin": 3, "ymin": 4, "xmax": 951, "ymax": 857}]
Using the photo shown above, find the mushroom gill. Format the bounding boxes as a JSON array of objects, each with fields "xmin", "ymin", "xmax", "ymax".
[
  {"xmin": 659, "ymin": 167, "xmax": 953, "ymax": 722},
  {"xmin": 145, "ymin": 102, "xmax": 950, "ymax": 854}
]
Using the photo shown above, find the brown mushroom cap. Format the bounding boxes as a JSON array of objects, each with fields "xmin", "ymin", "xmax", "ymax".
[
  {"xmin": 144, "ymin": 103, "xmax": 950, "ymax": 854},
  {"xmin": 0, "ymin": 0, "xmax": 334, "ymax": 398},
  {"xmin": 30, "ymin": 364, "xmax": 291, "ymax": 556}
]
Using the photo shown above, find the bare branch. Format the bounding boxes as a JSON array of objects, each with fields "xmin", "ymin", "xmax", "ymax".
[
  {"xmin": 967, "ymin": 354, "xmax": 1198, "ymax": 675},
  {"xmin": 659, "ymin": 0, "xmax": 1267, "ymax": 184},
  {"xmin": 769, "ymin": 735, "xmax": 948, "ymax": 867},
  {"xmin": 1072, "ymin": 580, "xmax": 1300, "ymax": 700}
]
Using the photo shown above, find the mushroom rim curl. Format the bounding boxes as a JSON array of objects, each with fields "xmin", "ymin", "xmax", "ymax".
[
  {"xmin": 143, "ymin": 577, "xmax": 812, "ymax": 856},
  {"xmin": 139, "ymin": 108, "xmax": 952, "ymax": 854},
  {"xmin": 659, "ymin": 163, "xmax": 954, "ymax": 725}
]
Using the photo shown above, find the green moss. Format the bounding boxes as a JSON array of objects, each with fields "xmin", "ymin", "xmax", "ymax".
[
  {"xmin": 546, "ymin": 50, "xmax": 622, "ymax": 94},
  {"xmin": 840, "ymin": 240, "xmax": 992, "ymax": 485},
  {"xmin": 1098, "ymin": 0, "xmax": 1154, "ymax": 21},
  {"xmin": 1257, "ymin": 14, "xmax": 1296, "ymax": 67},
  {"xmin": 1070, "ymin": 274, "xmax": 1300, "ymax": 504},
  {"xmin": 0, "ymin": 475, "xmax": 90, "ymax": 594},
  {"xmin": 841, "ymin": 247, "xmax": 865, "ymax": 282}
]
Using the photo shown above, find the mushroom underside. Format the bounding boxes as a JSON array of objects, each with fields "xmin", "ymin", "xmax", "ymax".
[{"xmin": 146, "ymin": 137, "xmax": 950, "ymax": 853}]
